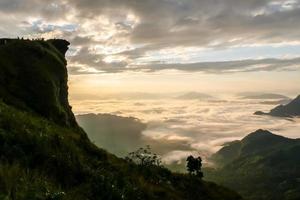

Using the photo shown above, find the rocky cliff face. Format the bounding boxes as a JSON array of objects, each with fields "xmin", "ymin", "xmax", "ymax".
[{"xmin": 0, "ymin": 39, "xmax": 77, "ymax": 127}]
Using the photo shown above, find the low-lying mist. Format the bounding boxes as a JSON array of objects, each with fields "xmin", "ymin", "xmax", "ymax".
[{"xmin": 72, "ymin": 93, "xmax": 300, "ymax": 171}]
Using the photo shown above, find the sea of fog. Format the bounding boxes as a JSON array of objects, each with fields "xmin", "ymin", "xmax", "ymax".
[{"xmin": 70, "ymin": 95, "xmax": 300, "ymax": 167}]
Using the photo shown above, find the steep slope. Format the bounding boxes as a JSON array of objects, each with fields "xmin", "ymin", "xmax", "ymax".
[
  {"xmin": 0, "ymin": 38, "xmax": 241, "ymax": 200},
  {"xmin": 205, "ymin": 129, "xmax": 300, "ymax": 200},
  {"xmin": 254, "ymin": 95, "xmax": 300, "ymax": 117},
  {"xmin": 76, "ymin": 113, "xmax": 147, "ymax": 157}
]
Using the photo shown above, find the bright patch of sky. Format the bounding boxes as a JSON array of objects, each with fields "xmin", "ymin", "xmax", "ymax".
[{"xmin": 134, "ymin": 44, "xmax": 300, "ymax": 64}]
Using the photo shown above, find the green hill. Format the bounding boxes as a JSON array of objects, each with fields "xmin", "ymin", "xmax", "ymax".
[
  {"xmin": 76, "ymin": 113, "xmax": 147, "ymax": 157},
  {"xmin": 205, "ymin": 129, "xmax": 300, "ymax": 200},
  {"xmin": 0, "ymin": 38, "xmax": 241, "ymax": 200}
]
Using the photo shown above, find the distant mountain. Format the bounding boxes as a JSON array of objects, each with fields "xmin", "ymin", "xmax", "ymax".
[
  {"xmin": 76, "ymin": 113, "xmax": 147, "ymax": 157},
  {"xmin": 176, "ymin": 92, "xmax": 215, "ymax": 100},
  {"xmin": 240, "ymin": 93, "xmax": 289, "ymax": 100},
  {"xmin": 254, "ymin": 95, "xmax": 300, "ymax": 117},
  {"xmin": 205, "ymin": 129, "xmax": 300, "ymax": 200},
  {"xmin": 259, "ymin": 99, "xmax": 292, "ymax": 105}
]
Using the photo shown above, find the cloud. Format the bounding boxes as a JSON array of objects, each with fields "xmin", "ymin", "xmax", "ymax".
[
  {"xmin": 69, "ymin": 56, "xmax": 300, "ymax": 74},
  {"xmin": 1, "ymin": 0, "xmax": 300, "ymax": 74},
  {"xmin": 71, "ymin": 95, "xmax": 300, "ymax": 171},
  {"xmin": 68, "ymin": 0, "xmax": 300, "ymax": 47},
  {"xmin": 68, "ymin": 47, "xmax": 128, "ymax": 73},
  {"xmin": 76, "ymin": 113, "xmax": 194, "ymax": 158},
  {"xmin": 137, "ymin": 57, "xmax": 300, "ymax": 73}
]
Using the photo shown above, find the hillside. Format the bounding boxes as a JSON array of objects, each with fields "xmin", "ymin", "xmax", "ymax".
[
  {"xmin": 205, "ymin": 129, "xmax": 300, "ymax": 200},
  {"xmin": 254, "ymin": 95, "xmax": 300, "ymax": 117},
  {"xmin": 76, "ymin": 113, "xmax": 147, "ymax": 157},
  {"xmin": 0, "ymin": 38, "xmax": 241, "ymax": 200}
]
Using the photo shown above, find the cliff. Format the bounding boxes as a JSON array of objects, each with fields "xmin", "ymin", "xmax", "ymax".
[{"xmin": 0, "ymin": 38, "xmax": 76, "ymax": 127}]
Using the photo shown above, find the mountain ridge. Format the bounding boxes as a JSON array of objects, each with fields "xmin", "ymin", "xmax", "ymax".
[
  {"xmin": 240, "ymin": 93, "xmax": 289, "ymax": 100},
  {"xmin": 205, "ymin": 129, "xmax": 300, "ymax": 200},
  {"xmin": 254, "ymin": 95, "xmax": 300, "ymax": 117}
]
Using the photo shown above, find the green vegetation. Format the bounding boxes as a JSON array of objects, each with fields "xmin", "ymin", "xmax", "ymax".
[
  {"xmin": 0, "ymin": 38, "xmax": 242, "ymax": 200},
  {"xmin": 126, "ymin": 146, "xmax": 162, "ymax": 167},
  {"xmin": 204, "ymin": 129, "xmax": 300, "ymax": 200},
  {"xmin": 76, "ymin": 113, "xmax": 147, "ymax": 157}
]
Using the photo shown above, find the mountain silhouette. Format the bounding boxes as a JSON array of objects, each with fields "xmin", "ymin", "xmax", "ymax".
[
  {"xmin": 176, "ymin": 92, "xmax": 215, "ymax": 100},
  {"xmin": 240, "ymin": 93, "xmax": 289, "ymax": 100},
  {"xmin": 206, "ymin": 129, "xmax": 300, "ymax": 200},
  {"xmin": 254, "ymin": 95, "xmax": 300, "ymax": 117}
]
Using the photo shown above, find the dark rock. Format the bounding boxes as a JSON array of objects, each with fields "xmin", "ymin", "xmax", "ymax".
[
  {"xmin": 48, "ymin": 39, "xmax": 70, "ymax": 55},
  {"xmin": 0, "ymin": 38, "xmax": 77, "ymax": 127},
  {"xmin": 254, "ymin": 95, "xmax": 300, "ymax": 117},
  {"xmin": 254, "ymin": 111, "xmax": 266, "ymax": 115}
]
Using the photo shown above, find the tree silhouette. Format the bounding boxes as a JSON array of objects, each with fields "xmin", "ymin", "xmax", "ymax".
[{"xmin": 186, "ymin": 155, "xmax": 203, "ymax": 178}]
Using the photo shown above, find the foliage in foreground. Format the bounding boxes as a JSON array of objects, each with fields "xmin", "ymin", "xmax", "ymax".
[{"xmin": 125, "ymin": 145, "xmax": 162, "ymax": 167}]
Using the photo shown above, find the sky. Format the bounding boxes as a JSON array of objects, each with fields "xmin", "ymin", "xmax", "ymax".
[{"xmin": 1, "ymin": 0, "xmax": 300, "ymax": 97}]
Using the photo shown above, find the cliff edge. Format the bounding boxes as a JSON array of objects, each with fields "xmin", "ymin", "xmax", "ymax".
[{"xmin": 0, "ymin": 38, "xmax": 76, "ymax": 127}]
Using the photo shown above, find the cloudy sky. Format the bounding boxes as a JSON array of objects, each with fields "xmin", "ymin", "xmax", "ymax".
[{"xmin": 1, "ymin": 0, "xmax": 300, "ymax": 95}]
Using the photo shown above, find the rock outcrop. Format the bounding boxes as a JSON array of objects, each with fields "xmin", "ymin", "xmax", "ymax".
[{"xmin": 0, "ymin": 39, "xmax": 77, "ymax": 127}]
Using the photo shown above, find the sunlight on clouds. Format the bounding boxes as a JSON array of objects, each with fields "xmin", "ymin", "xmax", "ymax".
[
  {"xmin": 3, "ymin": 0, "xmax": 300, "ymax": 75},
  {"xmin": 162, "ymin": 151, "xmax": 194, "ymax": 165},
  {"xmin": 78, "ymin": 12, "xmax": 139, "ymax": 43},
  {"xmin": 103, "ymin": 55, "xmax": 127, "ymax": 63},
  {"xmin": 69, "ymin": 70, "xmax": 300, "ymax": 96},
  {"xmin": 94, "ymin": 44, "xmax": 132, "ymax": 55}
]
